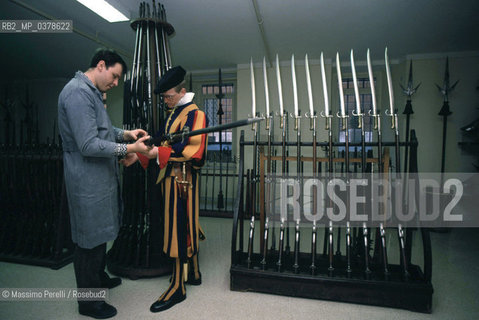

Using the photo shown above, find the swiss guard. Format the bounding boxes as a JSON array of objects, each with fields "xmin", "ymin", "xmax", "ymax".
[{"xmin": 136, "ymin": 66, "xmax": 208, "ymax": 312}]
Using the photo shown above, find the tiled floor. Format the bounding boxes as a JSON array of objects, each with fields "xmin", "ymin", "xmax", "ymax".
[{"xmin": 1, "ymin": 217, "xmax": 478, "ymax": 320}]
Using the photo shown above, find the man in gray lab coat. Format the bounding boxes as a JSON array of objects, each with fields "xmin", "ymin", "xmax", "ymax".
[{"xmin": 58, "ymin": 48, "xmax": 151, "ymax": 319}]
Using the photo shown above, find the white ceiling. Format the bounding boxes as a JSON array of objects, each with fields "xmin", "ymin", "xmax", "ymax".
[{"xmin": 1, "ymin": 0, "xmax": 478, "ymax": 79}]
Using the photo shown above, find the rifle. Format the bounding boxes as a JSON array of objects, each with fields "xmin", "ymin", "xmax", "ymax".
[{"xmin": 145, "ymin": 117, "xmax": 264, "ymax": 147}]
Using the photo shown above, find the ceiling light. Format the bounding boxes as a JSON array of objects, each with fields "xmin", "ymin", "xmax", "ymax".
[{"xmin": 75, "ymin": 0, "xmax": 129, "ymax": 23}]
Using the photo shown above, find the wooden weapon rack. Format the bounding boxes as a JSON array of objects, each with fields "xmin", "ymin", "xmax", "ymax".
[{"xmin": 230, "ymin": 130, "xmax": 433, "ymax": 313}]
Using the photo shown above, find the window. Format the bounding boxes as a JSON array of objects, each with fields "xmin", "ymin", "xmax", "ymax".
[
  {"xmin": 202, "ymin": 84, "xmax": 234, "ymax": 155},
  {"xmin": 338, "ymin": 77, "xmax": 375, "ymax": 153}
]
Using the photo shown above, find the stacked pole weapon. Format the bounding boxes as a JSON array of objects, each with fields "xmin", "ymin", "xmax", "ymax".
[
  {"xmin": 400, "ymin": 61, "xmax": 421, "ymax": 173},
  {"xmin": 260, "ymin": 57, "xmax": 272, "ymax": 270},
  {"xmin": 305, "ymin": 54, "xmax": 318, "ymax": 275},
  {"xmin": 436, "ymin": 57, "xmax": 459, "ymax": 180},
  {"xmin": 291, "ymin": 54, "xmax": 302, "ymax": 274},
  {"xmin": 275, "ymin": 54, "xmax": 287, "ymax": 272},
  {"xmin": 350, "ymin": 50, "xmax": 371, "ymax": 276},
  {"xmin": 319, "ymin": 52, "xmax": 334, "ymax": 275},
  {"xmin": 385, "ymin": 47, "xmax": 409, "ymax": 279},
  {"xmin": 367, "ymin": 49, "xmax": 390, "ymax": 277},
  {"xmin": 335, "ymin": 52, "xmax": 351, "ymax": 275},
  {"xmin": 246, "ymin": 58, "xmax": 258, "ymax": 269}
]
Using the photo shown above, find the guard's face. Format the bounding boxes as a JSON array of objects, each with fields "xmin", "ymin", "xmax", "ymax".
[
  {"xmin": 96, "ymin": 61, "xmax": 123, "ymax": 92},
  {"xmin": 162, "ymin": 87, "xmax": 185, "ymax": 109}
]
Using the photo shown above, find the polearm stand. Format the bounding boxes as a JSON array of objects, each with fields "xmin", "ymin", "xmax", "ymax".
[
  {"xmin": 230, "ymin": 133, "xmax": 433, "ymax": 313},
  {"xmin": 107, "ymin": 0, "xmax": 175, "ymax": 279},
  {"xmin": 230, "ymin": 50, "xmax": 433, "ymax": 313}
]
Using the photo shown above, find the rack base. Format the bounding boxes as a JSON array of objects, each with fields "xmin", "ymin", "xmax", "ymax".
[{"xmin": 230, "ymin": 253, "xmax": 433, "ymax": 313}]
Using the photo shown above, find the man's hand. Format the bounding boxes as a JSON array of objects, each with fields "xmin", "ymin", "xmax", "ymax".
[
  {"xmin": 120, "ymin": 153, "xmax": 138, "ymax": 167},
  {"xmin": 124, "ymin": 128, "xmax": 148, "ymax": 141},
  {"xmin": 127, "ymin": 135, "xmax": 151, "ymax": 154}
]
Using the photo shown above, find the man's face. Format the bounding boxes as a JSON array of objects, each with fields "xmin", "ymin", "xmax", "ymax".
[
  {"xmin": 96, "ymin": 61, "xmax": 123, "ymax": 92},
  {"xmin": 162, "ymin": 87, "xmax": 185, "ymax": 109}
]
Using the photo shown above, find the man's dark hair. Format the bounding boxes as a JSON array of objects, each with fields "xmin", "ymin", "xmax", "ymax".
[{"xmin": 89, "ymin": 48, "xmax": 127, "ymax": 74}]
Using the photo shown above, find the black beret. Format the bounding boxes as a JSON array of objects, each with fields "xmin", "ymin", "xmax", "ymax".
[{"xmin": 155, "ymin": 66, "xmax": 186, "ymax": 94}]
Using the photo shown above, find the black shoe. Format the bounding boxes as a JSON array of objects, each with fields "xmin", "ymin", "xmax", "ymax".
[
  {"xmin": 185, "ymin": 272, "xmax": 202, "ymax": 285},
  {"xmin": 100, "ymin": 272, "xmax": 122, "ymax": 289},
  {"xmin": 150, "ymin": 290, "xmax": 186, "ymax": 313},
  {"xmin": 79, "ymin": 301, "xmax": 117, "ymax": 319}
]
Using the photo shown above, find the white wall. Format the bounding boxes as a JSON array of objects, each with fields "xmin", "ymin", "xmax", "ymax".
[{"xmin": 397, "ymin": 53, "xmax": 479, "ymax": 172}]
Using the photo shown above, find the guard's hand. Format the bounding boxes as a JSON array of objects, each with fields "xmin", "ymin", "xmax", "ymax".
[
  {"xmin": 120, "ymin": 153, "xmax": 138, "ymax": 167},
  {"xmin": 141, "ymin": 146, "xmax": 159, "ymax": 159},
  {"xmin": 124, "ymin": 128, "xmax": 148, "ymax": 141}
]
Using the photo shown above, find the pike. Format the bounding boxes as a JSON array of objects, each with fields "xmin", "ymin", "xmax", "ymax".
[
  {"xmin": 335, "ymin": 52, "xmax": 352, "ymax": 275},
  {"xmin": 291, "ymin": 54, "xmax": 302, "ymax": 274},
  {"xmin": 274, "ymin": 54, "xmax": 287, "ymax": 272},
  {"xmin": 400, "ymin": 60, "xmax": 421, "ymax": 173},
  {"xmin": 319, "ymin": 52, "xmax": 333, "ymax": 271},
  {"xmin": 305, "ymin": 53, "xmax": 318, "ymax": 275},
  {"xmin": 247, "ymin": 58, "xmax": 259, "ymax": 269},
  {"xmin": 351, "ymin": 49, "xmax": 371, "ymax": 276},
  {"xmin": 367, "ymin": 48, "xmax": 389, "ymax": 276},
  {"xmin": 260, "ymin": 57, "xmax": 273, "ymax": 270},
  {"xmin": 385, "ymin": 47, "xmax": 409, "ymax": 279},
  {"xmin": 436, "ymin": 57, "xmax": 458, "ymax": 177},
  {"xmin": 267, "ymin": 57, "xmax": 277, "ymax": 252}
]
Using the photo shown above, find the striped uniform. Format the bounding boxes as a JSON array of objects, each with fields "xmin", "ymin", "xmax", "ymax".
[
  {"xmin": 163, "ymin": 102, "xmax": 207, "ymax": 261},
  {"xmin": 140, "ymin": 101, "xmax": 207, "ymax": 263}
]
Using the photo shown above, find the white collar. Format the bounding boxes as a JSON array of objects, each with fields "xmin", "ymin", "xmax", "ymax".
[{"xmin": 176, "ymin": 92, "xmax": 195, "ymax": 107}]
